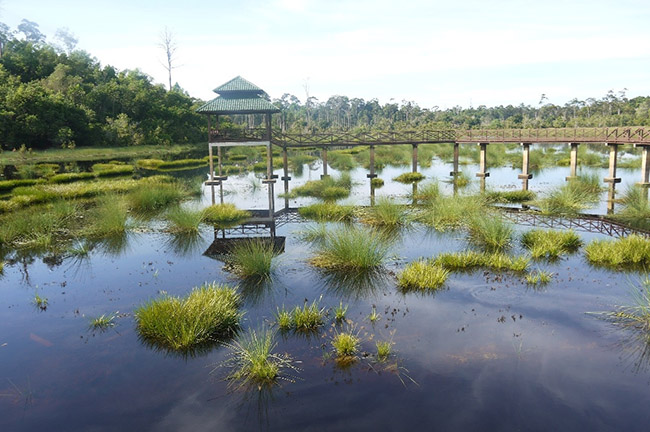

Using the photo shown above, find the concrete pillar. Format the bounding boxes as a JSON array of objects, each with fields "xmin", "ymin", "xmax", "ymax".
[
  {"xmin": 450, "ymin": 142, "xmax": 460, "ymax": 176},
  {"xmin": 566, "ymin": 142, "xmax": 579, "ymax": 181},
  {"xmin": 367, "ymin": 145, "xmax": 377, "ymax": 198},
  {"xmin": 476, "ymin": 143, "xmax": 489, "ymax": 192},
  {"xmin": 321, "ymin": 147, "xmax": 328, "ymax": 178},
  {"xmin": 281, "ymin": 147, "xmax": 291, "ymax": 210},
  {"xmin": 604, "ymin": 143, "xmax": 621, "ymax": 213},
  {"xmin": 412, "ymin": 144, "xmax": 418, "ymax": 173},
  {"xmin": 518, "ymin": 143, "xmax": 533, "ymax": 191}
]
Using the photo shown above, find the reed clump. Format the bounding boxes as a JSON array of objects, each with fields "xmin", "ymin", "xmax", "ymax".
[
  {"xmin": 397, "ymin": 260, "xmax": 450, "ymax": 292},
  {"xmin": 585, "ymin": 235, "xmax": 650, "ymax": 268},
  {"xmin": 219, "ymin": 327, "xmax": 298, "ymax": 390},
  {"xmin": 298, "ymin": 202, "xmax": 355, "ymax": 222},
  {"xmin": 201, "ymin": 203, "xmax": 251, "ymax": 228},
  {"xmin": 135, "ymin": 283, "xmax": 242, "ymax": 352},
  {"xmin": 309, "ymin": 226, "xmax": 390, "ymax": 271},
  {"xmin": 418, "ymin": 194, "xmax": 486, "ymax": 231},
  {"xmin": 521, "ymin": 229, "xmax": 582, "ymax": 259}
]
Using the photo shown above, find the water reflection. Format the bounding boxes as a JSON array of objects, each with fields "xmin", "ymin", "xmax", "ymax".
[
  {"xmin": 319, "ymin": 267, "xmax": 391, "ymax": 301},
  {"xmin": 164, "ymin": 231, "xmax": 206, "ymax": 257}
]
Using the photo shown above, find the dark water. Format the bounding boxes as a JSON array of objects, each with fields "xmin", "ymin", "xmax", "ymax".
[{"xmin": 1, "ymin": 158, "xmax": 650, "ymax": 431}]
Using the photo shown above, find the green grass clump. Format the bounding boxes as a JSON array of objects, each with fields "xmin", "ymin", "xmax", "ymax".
[
  {"xmin": 371, "ymin": 177, "xmax": 384, "ymax": 188},
  {"xmin": 521, "ymin": 229, "xmax": 582, "ymax": 259},
  {"xmin": 291, "ymin": 299, "xmax": 325, "ymax": 332},
  {"xmin": 165, "ymin": 206, "xmax": 204, "ymax": 234},
  {"xmin": 535, "ymin": 175, "xmax": 603, "ymax": 215},
  {"xmin": 0, "ymin": 261, "xmax": 4, "ymax": 273},
  {"xmin": 585, "ymin": 235, "xmax": 650, "ymax": 268},
  {"xmin": 328, "ymin": 152, "xmax": 357, "ymax": 171},
  {"xmin": 361, "ymin": 198, "xmax": 409, "ymax": 227},
  {"xmin": 485, "ymin": 190, "xmax": 536, "ymax": 203},
  {"xmin": 219, "ymin": 327, "xmax": 297, "ymax": 390},
  {"xmin": 415, "ymin": 181, "xmax": 440, "ymax": 203},
  {"xmin": 309, "ymin": 226, "xmax": 390, "ymax": 271},
  {"xmin": 525, "ymin": 270, "xmax": 553, "ymax": 286},
  {"xmin": 92, "ymin": 163, "xmax": 134, "ymax": 178},
  {"xmin": 33, "ymin": 293, "xmax": 48, "ymax": 310},
  {"xmin": 467, "ymin": 215, "xmax": 514, "ymax": 252},
  {"xmin": 393, "ymin": 172, "xmax": 425, "ymax": 184},
  {"xmin": 226, "ymin": 239, "xmax": 277, "ymax": 279},
  {"xmin": 86, "ymin": 195, "xmax": 130, "ymax": 238},
  {"xmin": 433, "ymin": 250, "xmax": 529, "ymax": 272},
  {"xmin": 89, "ymin": 313, "xmax": 117, "ymax": 331},
  {"xmin": 298, "ymin": 202, "xmax": 355, "ymax": 222},
  {"xmin": 202, "ymin": 204, "xmax": 251, "ymax": 228},
  {"xmin": 157, "ymin": 158, "xmax": 207, "ymax": 170},
  {"xmin": 614, "ymin": 185, "xmax": 650, "ymax": 230},
  {"xmin": 128, "ymin": 181, "xmax": 185, "ymax": 214},
  {"xmin": 418, "ymin": 194, "xmax": 486, "ymax": 231},
  {"xmin": 49, "ymin": 172, "xmax": 96, "ymax": 183},
  {"xmin": 135, "ymin": 283, "xmax": 242, "ymax": 352},
  {"xmin": 275, "ymin": 306, "xmax": 293, "ymax": 331},
  {"xmin": 0, "ymin": 179, "xmax": 43, "ymax": 192},
  {"xmin": 367, "ymin": 306, "xmax": 380, "ymax": 323},
  {"xmin": 291, "ymin": 173, "xmax": 352, "ymax": 200},
  {"xmin": 334, "ymin": 302, "xmax": 348, "ymax": 323},
  {"xmin": 376, "ymin": 340, "xmax": 393, "ymax": 361},
  {"xmin": 136, "ymin": 159, "xmax": 165, "ymax": 169},
  {"xmin": 332, "ymin": 331, "xmax": 360, "ymax": 361},
  {"xmin": 397, "ymin": 260, "xmax": 450, "ymax": 292}
]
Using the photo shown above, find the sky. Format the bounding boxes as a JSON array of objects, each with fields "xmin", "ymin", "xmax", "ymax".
[{"xmin": 1, "ymin": 0, "xmax": 649, "ymax": 110}]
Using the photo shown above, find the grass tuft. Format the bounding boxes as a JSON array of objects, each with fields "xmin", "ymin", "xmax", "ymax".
[
  {"xmin": 135, "ymin": 283, "xmax": 241, "ymax": 353},
  {"xmin": 202, "ymin": 204, "xmax": 251, "ymax": 228},
  {"xmin": 33, "ymin": 293, "xmax": 48, "ymax": 310},
  {"xmin": 89, "ymin": 313, "xmax": 117, "ymax": 331},
  {"xmin": 397, "ymin": 260, "xmax": 450, "ymax": 292},
  {"xmin": 376, "ymin": 340, "xmax": 393, "ymax": 361},
  {"xmin": 393, "ymin": 172, "xmax": 425, "ymax": 184},
  {"xmin": 585, "ymin": 235, "xmax": 650, "ymax": 268},
  {"xmin": 418, "ymin": 194, "xmax": 486, "ymax": 231},
  {"xmin": 525, "ymin": 270, "xmax": 553, "ymax": 286},
  {"xmin": 292, "ymin": 298, "xmax": 325, "ymax": 332},
  {"xmin": 361, "ymin": 198, "xmax": 410, "ymax": 227},
  {"xmin": 298, "ymin": 202, "xmax": 355, "ymax": 222},
  {"xmin": 334, "ymin": 301, "xmax": 348, "ymax": 323},
  {"xmin": 165, "ymin": 206, "xmax": 204, "ymax": 234},
  {"xmin": 226, "ymin": 239, "xmax": 277, "ymax": 279},
  {"xmin": 309, "ymin": 225, "xmax": 390, "ymax": 271},
  {"xmin": 535, "ymin": 174, "xmax": 603, "ymax": 215},
  {"xmin": 467, "ymin": 215, "xmax": 514, "ymax": 252},
  {"xmin": 434, "ymin": 250, "xmax": 529, "ymax": 273},
  {"xmin": 332, "ymin": 329, "xmax": 360, "ymax": 364},
  {"xmin": 219, "ymin": 326, "xmax": 298, "ymax": 390},
  {"xmin": 521, "ymin": 229, "xmax": 582, "ymax": 259}
]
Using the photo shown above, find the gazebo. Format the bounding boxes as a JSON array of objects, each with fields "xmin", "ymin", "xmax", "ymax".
[{"xmin": 196, "ymin": 76, "xmax": 280, "ymax": 214}]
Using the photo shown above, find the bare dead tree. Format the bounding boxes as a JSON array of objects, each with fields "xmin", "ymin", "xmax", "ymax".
[{"xmin": 159, "ymin": 26, "xmax": 177, "ymax": 91}]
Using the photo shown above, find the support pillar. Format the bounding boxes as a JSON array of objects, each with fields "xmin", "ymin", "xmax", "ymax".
[
  {"xmin": 518, "ymin": 143, "xmax": 533, "ymax": 191},
  {"xmin": 217, "ymin": 146, "xmax": 224, "ymax": 204},
  {"xmin": 566, "ymin": 142, "xmax": 579, "ymax": 181},
  {"xmin": 451, "ymin": 143, "xmax": 460, "ymax": 195},
  {"xmin": 321, "ymin": 147, "xmax": 329, "ymax": 178},
  {"xmin": 635, "ymin": 144, "xmax": 650, "ymax": 201},
  {"xmin": 261, "ymin": 113, "xmax": 276, "ymax": 218},
  {"xmin": 281, "ymin": 146, "xmax": 291, "ymax": 210},
  {"xmin": 412, "ymin": 144, "xmax": 418, "ymax": 173},
  {"xmin": 367, "ymin": 145, "xmax": 377, "ymax": 200},
  {"xmin": 476, "ymin": 143, "xmax": 489, "ymax": 192},
  {"xmin": 604, "ymin": 143, "xmax": 621, "ymax": 213}
]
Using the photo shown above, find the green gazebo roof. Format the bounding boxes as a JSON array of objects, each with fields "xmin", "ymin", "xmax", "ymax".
[{"xmin": 197, "ymin": 76, "xmax": 280, "ymax": 115}]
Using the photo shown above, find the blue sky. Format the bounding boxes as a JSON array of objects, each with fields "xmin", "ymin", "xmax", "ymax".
[{"xmin": 1, "ymin": 0, "xmax": 649, "ymax": 109}]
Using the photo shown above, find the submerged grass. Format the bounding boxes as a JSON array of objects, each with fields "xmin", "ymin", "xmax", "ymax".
[
  {"xmin": 135, "ymin": 282, "xmax": 241, "ymax": 353},
  {"xmin": 585, "ymin": 235, "xmax": 650, "ymax": 268},
  {"xmin": 219, "ymin": 327, "xmax": 298, "ymax": 390},
  {"xmin": 521, "ymin": 229, "xmax": 582, "ymax": 259},
  {"xmin": 397, "ymin": 260, "xmax": 450, "ymax": 292},
  {"xmin": 309, "ymin": 225, "xmax": 391, "ymax": 271}
]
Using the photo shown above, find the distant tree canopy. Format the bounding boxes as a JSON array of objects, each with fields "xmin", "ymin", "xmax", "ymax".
[
  {"xmin": 0, "ymin": 20, "xmax": 205, "ymax": 150},
  {"xmin": 1, "ymin": 19, "xmax": 649, "ymax": 151}
]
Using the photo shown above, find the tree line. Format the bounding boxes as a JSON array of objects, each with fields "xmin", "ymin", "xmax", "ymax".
[{"xmin": 1, "ymin": 19, "xmax": 649, "ymax": 151}]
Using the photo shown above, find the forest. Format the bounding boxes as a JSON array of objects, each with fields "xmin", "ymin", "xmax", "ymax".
[{"xmin": 1, "ymin": 19, "xmax": 650, "ymax": 151}]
